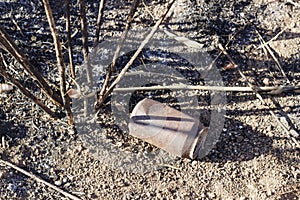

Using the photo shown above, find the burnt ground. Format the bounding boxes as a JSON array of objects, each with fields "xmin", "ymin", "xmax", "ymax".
[{"xmin": 0, "ymin": 0, "xmax": 300, "ymax": 199}]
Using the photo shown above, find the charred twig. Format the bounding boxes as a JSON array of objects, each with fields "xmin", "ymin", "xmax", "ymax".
[
  {"xmin": 0, "ymin": 159, "xmax": 81, "ymax": 200},
  {"xmin": 113, "ymin": 84, "xmax": 300, "ymax": 93},
  {"xmin": 42, "ymin": 0, "xmax": 74, "ymax": 125},
  {"xmin": 95, "ymin": 0, "xmax": 176, "ymax": 109},
  {"xmin": 79, "ymin": 0, "xmax": 93, "ymax": 85},
  {"xmin": 97, "ymin": 0, "xmax": 140, "ymax": 105},
  {"xmin": 93, "ymin": 0, "xmax": 105, "ymax": 47},
  {"xmin": 0, "ymin": 27, "xmax": 63, "ymax": 106},
  {"xmin": 0, "ymin": 58, "xmax": 58, "ymax": 118},
  {"xmin": 217, "ymin": 42, "xmax": 292, "ymax": 135},
  {"xmin": 65, "ymin": 0, "xmax": 75, "ymax": 79}
]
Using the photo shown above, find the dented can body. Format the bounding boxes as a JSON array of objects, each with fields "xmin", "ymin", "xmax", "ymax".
[{"xmin": 128, "ymin": 98, "xmax": 208, "ymax": 159}]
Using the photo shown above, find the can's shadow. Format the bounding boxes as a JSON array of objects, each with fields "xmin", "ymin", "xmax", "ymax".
[{"xmin": 196, "ymin": 117, "xmax": 299, "ymax": 164}]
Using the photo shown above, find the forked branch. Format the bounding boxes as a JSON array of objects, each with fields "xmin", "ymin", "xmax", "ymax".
[
  {"xmin": 97, "ymin": 0, "xmax": 140, "ymax": 104},
  {"xmin": 95, "ymin": 0, "xmax": 176, "ymax": 109}
]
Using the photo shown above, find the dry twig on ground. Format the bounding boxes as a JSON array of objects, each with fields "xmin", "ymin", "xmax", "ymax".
[
  {"xmin": 113, "ymin": 84, "xmax": 300, "ymax": 93},
  {"xmin": 0, "ymin": 159, "xmax": 81, "ymax": 200},
  {"xmin": 255, "ymin": 29, "xmax": 290, "ymax": 83},
  {"xmin": 42, "ymin": 0, "xmax": 74, "ymax": 125}
]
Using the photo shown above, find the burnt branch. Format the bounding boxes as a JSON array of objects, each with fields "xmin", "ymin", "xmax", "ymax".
[
  {"xmin": 0, "ymin": 57, "xmax": 58, "ymax": 119},
  {"xmin": 0, "ymin": 26, "xmax": 63, "ymax": 106},
  {"xmin": 42, "ymin": 0, "xmax": 74, "ymax": 125},
  {"xmin": 0, "ymin": 27, "xmax": 63, "ymax": 106},
  {"xmin": 65, "ymin": 0, "xmax": 75, "ymax": 79},
  {"xmin": 79, "ymin": 0, "xmax": 93, "ymax": 85},
  {"xmin": 93, "ymin": 0, "xmax": 105, "ymax": 47}
]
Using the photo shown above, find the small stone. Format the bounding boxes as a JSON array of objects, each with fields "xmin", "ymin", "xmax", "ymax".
[
  {"xmin": 207, "ymin": 192, "xmax": 216, "ymax": 198},
  {"xmin": 236, "ymin": 135, "xmax": 244, "ymax": 143},
  {"xmin": 191, "ymin": 160, "xmax": 197, "ymax": 167},
  {"xmin": 54, "ymin": 180, "xmax": 62, "ymax": 186},
  {"xmin": 283, "ymin": 107, "xmax": 291, "ymax": 113},
  {"xmin": 62, "ymin": 177, "xmax": 68, "ymax": 183},
  {"xmin": 290, "ymin": 130, "xmax": 299, "ymax": 137},
  {"xmin": 263, "ymin": 78, "xmax": 269, "ymax": 86},
  {"xmin": 116, "ymin": 142, "xmax": 122, "ymax": 147}
]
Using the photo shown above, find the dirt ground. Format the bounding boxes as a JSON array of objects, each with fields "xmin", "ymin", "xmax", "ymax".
[{"xmin": 0, "ymin": 0, "xmax": 300, "ymax": 199}]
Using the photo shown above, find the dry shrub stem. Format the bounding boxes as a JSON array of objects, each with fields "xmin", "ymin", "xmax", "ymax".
[
  {"xmin": 97, "ymin": 0, "xmax": 140, "ymax": 103},
  {"xmin": 113, "ymin": 84, "xmax": 300, "ymax": 93},
  {"xmin": 0, "ymin": 159, "xmax": 81, "ymax": 200},
  {"xmin": 93, "ymin": 0, "xmax": 105, "ymax": 47},
  {"xmin": 0, "ymin": 57, "xmax": 58, "ymax": 118},
  {"xmin": 95, "ymin": 0, "xmax": 176, "ymax": 109},
  {"xmin": 79, "ymin": 0, "xmax": 93, "ymax": 85},
  {"xmin": 65, "ymin": 0, "xmax": 75, "ymax": 79},
  {"xmin": 0, "ymin": 27, "xmax": 63, "ymax": 106},
  {"xmin": 42, "ymin": 0, "xmax": 74, "ymax": 125}
]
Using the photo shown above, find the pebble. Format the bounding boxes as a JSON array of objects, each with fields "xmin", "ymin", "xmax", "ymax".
[
  {"xmin": 283, "ymin": 107, "xmax": 291, "ymax": 113},
  {"xmin": 191, "ymin": 160, "xmax": 198, "ymax": 167},
  {"xmin": 236, "ymin": 135, "xmax": 244, "ymax": 143},
  {"xmin": 54, "ymin": 180, "xmax": 62, "ymax": 186},
  {"xmin": 263, "ymin": 78, "xmax": 269, "ymax": 86}
]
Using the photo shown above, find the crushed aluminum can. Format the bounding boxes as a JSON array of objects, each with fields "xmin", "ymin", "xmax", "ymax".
[{"xmin": 128, "ymin": 98, "xmax": 208, "ymax": 159}]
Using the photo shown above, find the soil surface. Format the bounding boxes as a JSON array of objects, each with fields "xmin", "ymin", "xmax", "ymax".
[{"xmin": 0, "ymin": 0, "xmax": 300, "ymax": 199}]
